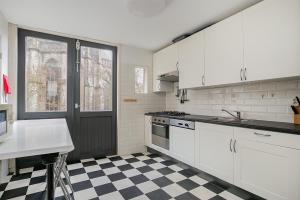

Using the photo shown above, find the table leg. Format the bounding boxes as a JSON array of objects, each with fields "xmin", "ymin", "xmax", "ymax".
[{"xmin": 41, "ymin": 153, "xmax": 58, "ymax": 200}]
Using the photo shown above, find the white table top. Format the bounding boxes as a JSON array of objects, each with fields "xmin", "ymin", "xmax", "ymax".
[{"xmin": 0, "ymin": 118, "xmax": 74, "ymax": 160}]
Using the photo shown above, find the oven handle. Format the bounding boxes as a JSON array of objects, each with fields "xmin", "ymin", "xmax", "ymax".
[{"xmin": 152, "ymin": 123, "xmax": 168, "ymax": 128}]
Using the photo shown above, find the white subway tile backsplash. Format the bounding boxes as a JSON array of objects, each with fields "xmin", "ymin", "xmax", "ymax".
[{"xmin": 166, "ymin": 79, "xmax": 300, "ymax": 123}]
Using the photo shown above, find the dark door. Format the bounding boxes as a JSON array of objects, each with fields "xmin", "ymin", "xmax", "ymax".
[
  {"xmin": 74, "ymin": 40, "xmax": 117, "ymax": 159},
  {"xmin": 17, "ymin": 29, "xmax": 117, "ymax": 165}
]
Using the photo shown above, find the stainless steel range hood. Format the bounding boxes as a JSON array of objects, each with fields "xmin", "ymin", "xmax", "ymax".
[{"xmin": 157, "ymin": 71, "xmax": 179, "ymax": 82}]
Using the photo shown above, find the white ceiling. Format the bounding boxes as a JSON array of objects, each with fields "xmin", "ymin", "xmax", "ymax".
[{"xmin": 0, "ymin": 0, "xmax": 260, "ymax": 50}]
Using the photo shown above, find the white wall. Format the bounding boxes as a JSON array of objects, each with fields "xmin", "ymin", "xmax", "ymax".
[
  {"xmin": 166, "ymin": 79, "xmax": 300, "ymax": 123},
  {"xmin": 118, "ymin": 45, "xmax": 165, "ymax": 155},
  {"xmin": 0, "ymin": 11, "xmax": 8, "ymax": 103}
]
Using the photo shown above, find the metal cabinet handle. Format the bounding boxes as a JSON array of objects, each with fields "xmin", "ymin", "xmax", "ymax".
[
  {"xmin": 240, "ymin": 68, "xmax": 243, "ymax": 81},
  {"xmin": 254, "ymin": 132, "xmax": 271, "ymax": 137},
  {"xmin": 229, "ymin": 139, "xmax": 232, "ymax": 152},
  {"xmin": 244, "ymin": 67, "xmax": 247, "ymax": 80},
  {"xmin": 202, "ymin": 75, "xmax": 205, "ymax": 86},
  {"xmin": 233, "ymin": 140, "xmax": 237, "ymax": 153}
]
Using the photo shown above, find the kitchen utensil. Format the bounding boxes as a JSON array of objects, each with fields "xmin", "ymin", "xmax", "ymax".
[{"xmin": 291, "ymin": 106, "xmax": 298, "ymax": 114}]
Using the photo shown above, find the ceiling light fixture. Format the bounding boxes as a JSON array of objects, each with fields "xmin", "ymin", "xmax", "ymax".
[{"xmin": 125, "ymin": 0, "xmax": 171, "ymax": 18}]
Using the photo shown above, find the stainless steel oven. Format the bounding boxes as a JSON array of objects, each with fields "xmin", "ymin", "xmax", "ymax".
[{"xmin": 152, "ymin": 117, "xmax": 169, "ymax": 150}]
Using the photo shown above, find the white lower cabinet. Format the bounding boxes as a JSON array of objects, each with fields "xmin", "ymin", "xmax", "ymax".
[
  {"xmin": 170, "ymin": 126, "xmax": 195, "ymax": 166},
  {"xmin": 144, "ymin": 116, "xmax": 152, "ymax": 146},
  {"xmin": 196, "ymin": 122, "xmax": 234, "ymax": 183},
  {"xmin": 234, "ymin": 128, "xmax": 300, "ymax": 200}
]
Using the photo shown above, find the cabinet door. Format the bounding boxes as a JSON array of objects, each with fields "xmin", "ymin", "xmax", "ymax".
[
  {"xmin": 144, "ymin": 116, "xmax": 152, "ymax": 146},
  {"xmin": 153, "ymin": 43, "xmax": 178, "ymax": 75},
  {"xmin": 243, "ymin": 0, "xmax": 300, "ymax": 81},
  {"xmin": 234, "ymin": 132, "xmax": 300, "ymax": 200},
  {"xmin": 196, "ymin": 123, "xmax": 234, "ymax": 184},
  {"xmin": 205, "ymin": 13, "xmax": 244, "ymax": 86},
  {"xmin": 178, "ymin": 32, "xmax": 205, "ymax": 89},
  {"xmin": 170, "ymin": 126, "xmax": 195, "ymax": 166},
  {"xmin": 153, "ymin": 47, "xmax": 176, "ymax": 92}
]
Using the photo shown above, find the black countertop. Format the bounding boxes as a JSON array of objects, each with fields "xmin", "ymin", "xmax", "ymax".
[{"xmin": 145, "ymin": 113, "xmax": 300, "ymax": 135}]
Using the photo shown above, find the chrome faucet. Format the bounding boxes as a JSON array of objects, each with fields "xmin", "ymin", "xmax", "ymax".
[{"xmin": 221, "ymin": 109, "xmax": 241, "ymax": 120}]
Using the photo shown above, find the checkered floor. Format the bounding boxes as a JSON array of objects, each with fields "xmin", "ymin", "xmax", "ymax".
[{"xmin": 0, "ymin": 152, "xmax": 264, "ymax": 200}]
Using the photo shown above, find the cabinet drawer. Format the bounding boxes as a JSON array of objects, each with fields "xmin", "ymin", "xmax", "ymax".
[{"xmin": 234, "ymin": 127, "xmax": 300, "ymax": 150}]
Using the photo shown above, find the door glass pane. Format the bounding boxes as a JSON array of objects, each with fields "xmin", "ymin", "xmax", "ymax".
[
  {"xmin": 25, "ymin": 36, "xmax": 68, "ymax": 112},
  {"xmin": 80, "ymin": 46, "xmax": 113, "ymax": 111}
]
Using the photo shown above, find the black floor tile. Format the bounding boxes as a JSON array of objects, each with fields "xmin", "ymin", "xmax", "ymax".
[
  {"xmin": 226, "ymin": 187, "xmax": 252, "ymax": 200},
  {"xmin": 161, "ymin": 160, "xmax": 177, "ymax": 166},
  {"xmin": 94, "ymin": 183, "xmax": 117, "ymax": 196},
  {"xmin": 177, "ymin": 179, "xmax": 199, "ymax": 191},
  {"xmin": 157, "ymin": 167, "xmax": 175, "ymax": 175},
  {"xmin": 209, "ymin": 195, "xmax": 226, "ymax": 200},
  {"xmin": 68, "ymin": 168, "xmax": 86, "ymax": 176},
  {"xmin": 132, "ymin": 153, "xmax": 144, "ymax": 157},
  {"xmin": 129, "ymin": 174, "xmax": 149, "ymax": 185},
  {"xmin": 146, "ymin": 189, "xmax": 172, "ymax": 200},
  {"xmin": 125, "ymin": 158, "xmax": 139, "ymax": 163},
  {"xmin": 82, "ymin": 160, "xmax": 98, "ymax": 167},
  {"xmin": 72, "ymin": 180, "xmax": 93, "ymax": 192},
  {"xmin": 108, "ymin": 172, "xmax": 127, "ymax": 182},
  {"xmin": 87, "ymin": 170, "xmax": 105, "ymax": 179},
  {"xmin": 25, "ymin": 191, "xmax": 45, "ymax": 200},
  {"xmin": 143, "ymin": 159, "xmax": 157, "ymax": 165},
  {"xmin": 137, "ymin": 166, "xmax": 153, "ymax": 173},
  {"xmin": 1, "ymin": 186, "xmax": 28, "ymax": 199},
  {"xmin": 10, "ymin": 172, "xmax": 32, "ymax": 181},
  {"xmin": 204, "ymin": 182, "xmax": 226, "ymax": 194},
  {"xmin": 118, "ymin": 164, "xmax": 134, "ymax": 171},
  {"xmin": 29, "ymin": 175, "xmax": 46, "ymax": 185},
  {"xmin": 109, "ymin": 156, "xmax": 123, "ymax": 161},
  {"xmin": 0, "ymin": 182, "xmax": 8, "ymax": 191},
  {"xmin": 152, "ymin": 177, "xmax": 173, "ymax": 188},
  {"xmin": 148, "ymin": 153, "xmax": 160, "ymax": 158},
  {"xmin": 178, "ymin": 169, "xmax": 198, "ymax": 178},
  {"xmin": 119, "ymin": 186, "xmax": 143, "ymax": 199},
  {"xmin": 175, "ymin": 192, "xmax": 200, "ymax": 200},
  {"xmin": 33, "ymin": 164, "xmax": 46, "ymax": 171},
  {"xmin": 99, "ymin": 162, "xmax": 115, "ymax": 169}
]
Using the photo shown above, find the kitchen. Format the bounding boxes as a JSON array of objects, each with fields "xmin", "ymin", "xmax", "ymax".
[{"xmin": 0, "ymin": 0, "xmax": 300, "ymax": 199}]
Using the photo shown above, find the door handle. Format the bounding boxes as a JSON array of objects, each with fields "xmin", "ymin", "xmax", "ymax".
[
  {"xmin": 229, "ymin": 139, "xmax": 232, "ymax": 152},
  {"xmin": 240, "ymin": 68, "xmax": 243, "ymax": 81},
  {"xmin": 233, "ymin": 140, "xmax": 237, "ymax": 153},
  {"xmin": 244, "ymin": 67, "xmax": 247, "ymax": 81},
  {"xmin": 75, "ymin": 103, "xmax": 80, "ymax": 109},
  {"xmin": 254, "ymin": 132, "xmax": 271, "ymax": 137}
]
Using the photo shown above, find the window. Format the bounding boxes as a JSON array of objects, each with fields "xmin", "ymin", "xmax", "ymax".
[
  {"xmin": 25, "ymin": 36, "xmax": 68, "ymax": 112},
  {"xmin": 135, "ymin": 66, "xmax": 147, "ymax": 94},
  {"xmin": 80, "ymin": 47, "xmax": 113, "ymax": 111}
]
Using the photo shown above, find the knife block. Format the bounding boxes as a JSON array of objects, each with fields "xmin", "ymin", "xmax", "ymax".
[{"xmin": 295, "ymin": 115, "xmax": 300, "ymax": 125}]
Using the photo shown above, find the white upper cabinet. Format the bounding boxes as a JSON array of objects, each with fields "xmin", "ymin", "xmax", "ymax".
[
  {"xmin": 205, "ymin": 13, "xmax": 244, "ymax": 86},
  {"xmin": 178, "ymin": 32, "xmax": 205, "ymax": 89},
  {"xmin": 153, "ymin": 43, "xmax": 178, "ymax": 75},
  {"xmin": 153, "ymin": 43, "xmax": 178, "ymax": 92},
  {"xmin": 243, "ymin": 0, "xmax": 300, "ymax": 81}
]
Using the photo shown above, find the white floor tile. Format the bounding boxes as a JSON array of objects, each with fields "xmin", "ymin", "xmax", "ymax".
[
  {"xmin": 166, "ymin": 173, "xmax": 186, "ymax": 183},
  {"xmin": 103, "ymin": 167, "xmax": 121, "ymax": 175},
  {"xmin": 6, "ymin": 179, "xmax": 30, "ymax": 190},
  {"xmin": 99, "ymin": 191, "xmax": 124, "ymax": 200},
  {"xmin": 144, "ymin": 170, "xmax": 163, "ymax": 180},
  {"xmin": 112, "ymin": 160, "xmax": 128, "ymax": 166},
  {"xmin": 96, "ymin": 158, "xmax": 111, "ymax": 165},
  {"xmin": 84, "ymin": 165, "xmax": 101, "ymax": 173},
  {"xmin": 67, "ymin": 163, "xmax": 83, "ymax": 171},
  {"xmin": 136, "ymin": 181, "xmax": 159, "ymax": 194},
  {"xmin": 190, "ymin": 186, "xmax": 217, "ymax": 200},
  {"xmin": 163, "ymin": 183, "xmax": 187, "ymax": 197},
  {"xmin": 74, "ymin": 188, "xmax": 98, "ymax": 200},
  {"xmin": 112, "ymin": 178, "xmax": 134, "ymax": 190},
  {"xmin": 130, "ymin": 161, "xmax": 146, "ymax": 168},
  {"xmin": 27, "ymin": 182, "xmax": 46, "ymax": 194},
  {"xmin": 122, "ymin": 169, "xmax": 141, "ymax": 178},
  {"xmin": 70, "ymin": 173, "xmax": 89, "ymax": 184},
  {"xmin": 190, "ymin": 175, "xmax": 208, "ymax": 185},
  {"xmin": 219, "ymin": 191, "xmax": 244, "ymax": 200},
  {"xmin": 149, "ymin": 163, "xmax": 165, "ymax": 170},
  {"xmin": 90, "ymin": 176, "xmax": 111, "ymax": 187}
]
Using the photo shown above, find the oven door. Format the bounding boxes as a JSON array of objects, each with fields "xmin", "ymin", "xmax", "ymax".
[{"xmin": 152, "ymin": 123, "xmax": 169, "ymax": 150}]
